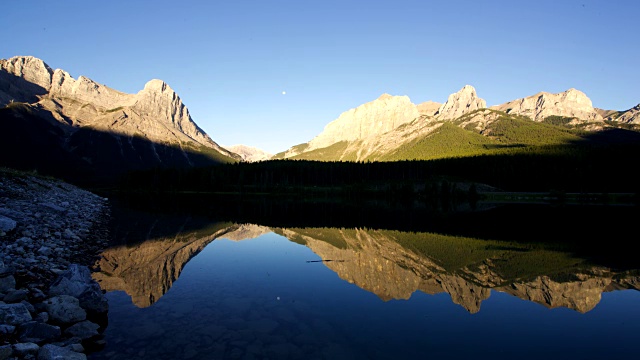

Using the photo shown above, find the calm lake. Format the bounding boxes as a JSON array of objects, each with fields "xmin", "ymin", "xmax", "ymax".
[{"xmin": 87, "ymin": 197, "xmax": 640, "ymax": 360}]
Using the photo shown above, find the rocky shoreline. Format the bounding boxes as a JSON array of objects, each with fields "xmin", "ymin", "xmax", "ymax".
[{"xmin": 0, "ymin": 169, "xmax": 110, "ymax": 360}]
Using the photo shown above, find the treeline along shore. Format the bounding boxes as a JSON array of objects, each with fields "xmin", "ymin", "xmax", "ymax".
[{"xmin": 117, "ymin": 142, "xmax": 640, "ymax": 204}]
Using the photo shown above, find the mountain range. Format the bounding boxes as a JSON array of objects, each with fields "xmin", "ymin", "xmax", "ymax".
[
  {"xmin": 274, "ymin": 85, "xmax": 639, "ymax": 161},
  {"xmin": 1, "ymin": 55, "xmax": 638, "ymax": 184},
  {"xmin": 0, "ymin": 56, "xmax": 239, "ymax": 184}
]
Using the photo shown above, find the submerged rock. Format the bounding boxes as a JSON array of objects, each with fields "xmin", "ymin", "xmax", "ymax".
[{"xmin": 37, "ymin": 344, "xmax": 87, "ymax": 360}]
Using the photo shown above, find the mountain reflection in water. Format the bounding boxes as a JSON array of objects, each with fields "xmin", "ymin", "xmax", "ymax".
[
  {"xmin": 88, "ymin": 199, "xmax": 640, "ymax": 360},
  {"xmin": 94, "ymin": 223, "xmax": 269, "ymax": 307},
  {"xmin": 93, "ymin": 201, "xmax": 640, "ymax": 313}
]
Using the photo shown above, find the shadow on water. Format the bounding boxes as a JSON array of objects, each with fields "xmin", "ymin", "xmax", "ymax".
[
  {"xmin": 86, "ymin": 192, "xmax": 640, "ymax": 360},
  {"xmin": 107, "ymin": 193, "xmax": 639, "ymax": 270},
  {"xmin": 92, "ymin": 190, "xmax": 640, "ymax": 313},
  {"xmin": 100, "ymin": 194, "xmax": 640, "ymax": 306}
]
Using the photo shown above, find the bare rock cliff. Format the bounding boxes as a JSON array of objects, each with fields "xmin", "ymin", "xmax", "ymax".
[
  {"xmin": 305, "ymin": 94, "xmax": 420, "ymax": 151},
  {"xmin": 615, "ymin": 104, "xmax": 640, "ymax": 124},
  {"xmin": 0, "ymin": 55, "xmax": 239, "ymax": 161},
  {"xmin": 0, "ymin": 56, "xmax": 53, "ymax": 104},
  {"xmin": 50, "ymin": 70, "xmax": 134, "ymax": 109},
  {"xmin": 133, "ymin": 80, "xmax": 204, "ymax": 143},
  {"xmin": 416, "ymin": 100, "xmax": 441, "ymax": 116},
  {"xmin": 436, "ymin": 85, "xmax": 487, "ymax": 120},
  {"xmin": 492, "ymin": 88, "xmax": 603, "ymax": 122}
]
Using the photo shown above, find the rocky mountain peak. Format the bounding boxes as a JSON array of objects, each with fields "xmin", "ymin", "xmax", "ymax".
[
  {"xmin": 0, "ymin": 56, "xmax": 53, "ymax": 90},
  {"xmin": 51, "ymin": 72, "xmax": 133, "ymax": 110},
  {"xmin": 225, "ymin": 144, "xmax": 273, "ymax": 162},
  {"xmin": 559, "ymin": 88, "xmax": 593, "ymax": 106},
  {"xmin": 492, "ymin": 88, "xmax": 603, "ymax": 122},
  {"xmin": 436, "ymin": 85, "xmax": 487, "ymax": 120},
  {"xmin": 305, "ymin": 94, "xmax": 420, "ymax": 151},
  {"xmin": 615, "ymin": 103, "xmax": 640, "ymax": 124},
  {"xmin": 460, "ymin": 84, "xmax": 476, "ymax": 93},
  {"xmin": 0, "ymin": 55, "xmax": 241, "ymax": 175},
  {"xmin": 133, "ymin": 78, "xmax": 202, "ymax": 139},
  {"xmin": 143, "ymin": 79, "xmax": 171, "ymax": 93},
  {"xmin": 0, "ymin": 56, "xmax": 55, "ymax": 104}
]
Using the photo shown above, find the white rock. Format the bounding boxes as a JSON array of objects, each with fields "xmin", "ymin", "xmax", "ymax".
[
  {"xmin": 492, "ymin": 88, "xmax": 603, "ymax": 122},
  {"xmin": 305, "ymin": 94, "xmax": 420, "ymax": 151},
  {"xmin": 0, "ymin": 56, "xmax": 52, "ymax": 92},
  {"xmin": 436, "ymin": 85, "xmax": 487, "ymax": 120}
]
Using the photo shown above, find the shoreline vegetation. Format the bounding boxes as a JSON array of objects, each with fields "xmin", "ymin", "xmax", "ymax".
[{"xmin": 112, "ymin": 157, "xmax": 640, "ymax": 207}]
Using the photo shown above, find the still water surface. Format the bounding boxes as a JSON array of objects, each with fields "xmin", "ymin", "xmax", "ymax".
[{"xmin": 88, "ymin": 200, "xmax": 640, "ymax": 360}]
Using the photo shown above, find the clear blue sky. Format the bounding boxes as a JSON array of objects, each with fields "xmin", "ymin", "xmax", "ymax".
[{"xmin": 2, "ymin": 0, "xmax": 638, "ymax": 154}]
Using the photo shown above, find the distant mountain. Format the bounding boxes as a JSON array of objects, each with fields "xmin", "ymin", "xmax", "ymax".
[
  {"xmin": 0, "ymin": 55, "xmax": 240, "ymax": 184},
  {"xmin": 275, "ymin": 84, "xmax": 638, "ymax": 162},
  {"xmin": 597, "ymin": 104, "xmax": 640, "ymax": 124},
  {"xmin": 225, "ymin": 144, "xmax": 273, "ymax": 162}
]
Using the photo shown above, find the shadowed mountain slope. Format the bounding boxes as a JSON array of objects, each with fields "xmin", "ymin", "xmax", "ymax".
[{"xmin": 0, "ymin": 56, "xmax": 240, "ymax": 185}]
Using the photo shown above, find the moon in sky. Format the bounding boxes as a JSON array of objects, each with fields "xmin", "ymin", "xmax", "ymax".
[{"xmin": 282, "ymin": 91, "xmax": 286, "ymax": 95}]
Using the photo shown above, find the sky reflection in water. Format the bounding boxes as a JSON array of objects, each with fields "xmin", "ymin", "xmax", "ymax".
[{"xmin": 90, "ymin": 227, "xmax": 640, "ymax": 360}]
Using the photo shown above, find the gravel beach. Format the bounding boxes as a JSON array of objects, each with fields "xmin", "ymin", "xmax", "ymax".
[{"xmin": 1, "ymin": 169, "xmax": 110, "ymax": 360}]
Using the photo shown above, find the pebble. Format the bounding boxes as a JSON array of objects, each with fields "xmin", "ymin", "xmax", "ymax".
[{"xmin": 0, "ymin": 170, "xmax": 110, "ymax": 359}]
